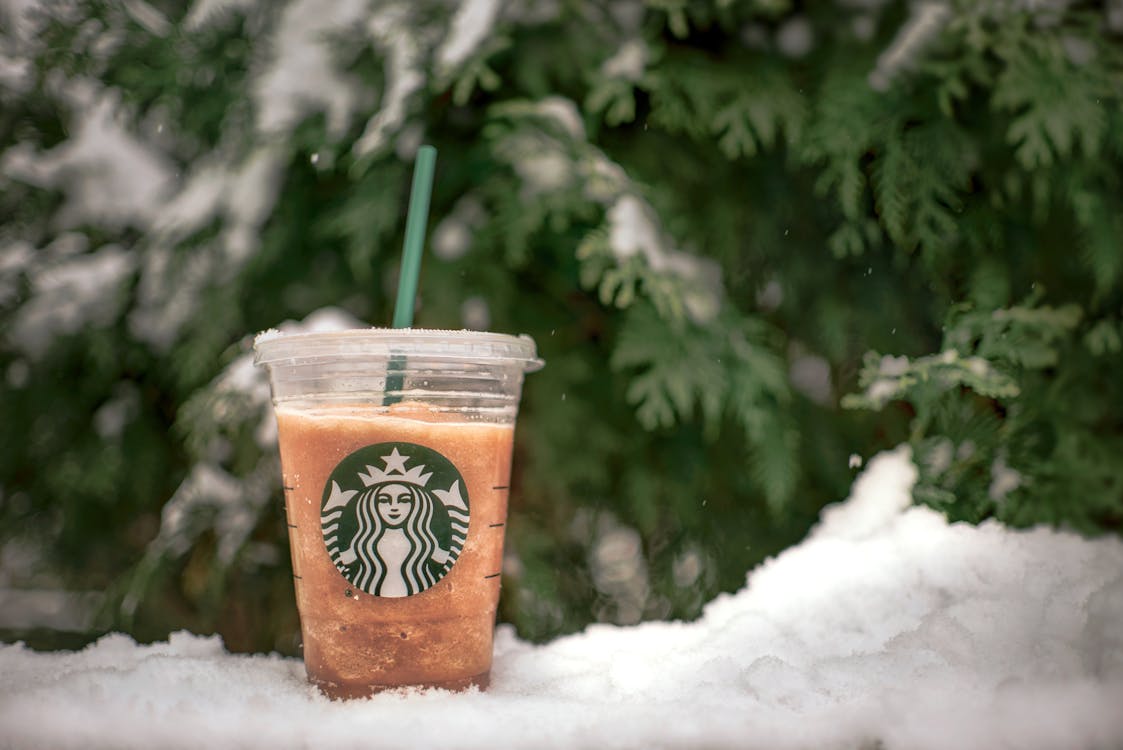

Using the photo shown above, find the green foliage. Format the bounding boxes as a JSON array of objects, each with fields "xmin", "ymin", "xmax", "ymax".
[
  {"xmin": 847, "ymin": 295, "xmax": 1121, "ymax": 532},
  {"xmin": 645, "ymin": 51, "xmax": 805, "ymax": 159},
  {"xmin": 608, "ymin": 304, "xmax": 795, "ymax": 511},
  {"xmin": 870, "ymin": 122, "xmax": 974, "ymax": 254},
  {"xmin": 1, "ymin": 0, "xmax": 1120, "ymax": 653},
  {"xmin": 989, "ymin": 16, "xmax": 1113, "ymax": 170}
]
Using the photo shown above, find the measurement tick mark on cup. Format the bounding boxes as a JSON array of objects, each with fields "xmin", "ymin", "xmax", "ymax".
[
  {"xmin": 488, "ymin": 523, "xmax": 504, "ymax": 528},
  {"xmin": 283, "ymin": 485, "xmax": 295, "ymax": 491},
  {"xmin": 492, "ymin": 485, "xmax": 509, "ymax": 490},
  {"xmin": 288, "ymin": 523, "xmax": 298, "ymax": 529},
  {"xmin": 484, "ymin": 573, "xmax": 501, "ymax": 579}
]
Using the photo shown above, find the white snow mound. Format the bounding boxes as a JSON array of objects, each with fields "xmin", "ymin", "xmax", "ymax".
[{"xmin": 2, "ymin": 446, "xmax": 1121, "ymax": 749}]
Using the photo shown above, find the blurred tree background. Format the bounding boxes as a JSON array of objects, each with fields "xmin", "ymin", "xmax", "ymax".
[{"xmin": 1, "ymin": 0, "xmax": 1121, "ymax": 654}]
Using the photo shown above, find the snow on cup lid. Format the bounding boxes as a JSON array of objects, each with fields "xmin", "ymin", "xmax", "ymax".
[{"xmin": 253, "ymin": 327, "xmax": 543, "ymax": 372}]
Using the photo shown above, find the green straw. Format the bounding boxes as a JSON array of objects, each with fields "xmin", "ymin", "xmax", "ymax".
[
  {"xmin": 392, "ymin": 144, "xmax": 437, "ymax": 328},
  {"xmin": 386, "ymin": 145, "xmax": 437, "ymax": 404}
]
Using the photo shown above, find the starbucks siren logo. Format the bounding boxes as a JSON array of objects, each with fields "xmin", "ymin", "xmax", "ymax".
[{"xmin": 321, "ymin": 442, "xmax": 469, "ymax": 597}]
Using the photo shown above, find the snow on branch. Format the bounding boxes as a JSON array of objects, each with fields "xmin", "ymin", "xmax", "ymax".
[
  {"xmin": 253, "ymin": 0, "xmax": 369, "ymax": 137},
  {"xmin": 2, "ymin": 86, "xmax": 174, "ymax": 231}
]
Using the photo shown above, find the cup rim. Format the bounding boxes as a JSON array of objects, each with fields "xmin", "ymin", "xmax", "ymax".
[{"xmin": 253, "ymin": 327, "xmax": 544, "ymax": 372}]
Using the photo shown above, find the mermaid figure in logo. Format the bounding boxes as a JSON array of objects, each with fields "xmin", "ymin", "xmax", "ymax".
[{"xmin": 329, "ymin": 448, "xmax": 466, "ymax": 597}]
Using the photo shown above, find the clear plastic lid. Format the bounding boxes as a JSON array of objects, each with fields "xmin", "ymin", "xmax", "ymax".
[{"xmin": 253, "ymin": 328, "xmax": 544, "ymax": 372}]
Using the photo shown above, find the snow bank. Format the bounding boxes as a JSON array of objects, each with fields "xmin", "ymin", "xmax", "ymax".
[{"xmin": 2, "ymin": 447, "xmax": 1121, "ymax": 750}]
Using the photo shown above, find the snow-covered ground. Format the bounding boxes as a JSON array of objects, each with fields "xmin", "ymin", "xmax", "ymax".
[{"xmin": 2, "ymin": 448, "xmax": 1122, "ymax": 750}]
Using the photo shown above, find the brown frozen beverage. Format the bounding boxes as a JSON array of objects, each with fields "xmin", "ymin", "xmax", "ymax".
[{"xmin": 255, "ymin": 329, "xmax": 541, "ymax": 698}]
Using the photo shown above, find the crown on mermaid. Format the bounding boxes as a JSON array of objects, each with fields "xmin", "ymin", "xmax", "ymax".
[{"xmin": 357, "ymin": 447, "xmax": 432, "ymax": 488}]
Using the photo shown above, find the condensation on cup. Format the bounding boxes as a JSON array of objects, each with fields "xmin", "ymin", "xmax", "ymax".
[{"xmin": 254, "ymin": 328, "xmax": 542, "ymax": 697}]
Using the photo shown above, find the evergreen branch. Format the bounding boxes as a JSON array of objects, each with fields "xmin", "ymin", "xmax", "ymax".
[
  {"xmin": 1070, "ymin": 190, "xmax": 1123, "ymax": 299},
  {"xmin": 799, "ymin": 71, "xmax": 884, "ymax": 220},
  {"xmin": 646, "ymin": 53, "xmax": 805, "ymax": 158},
  {"xmin": 870, "ymin": 122, "xmax": 972, "ymax": 253},
  {"xmin": 586, "ymin": 78, "xmax": 639, "ymax": 126},
  {"xmin": 842, "ymin": 349, "xmax": 1019, "ymax": 413},
  {"xmin": 449, "ymin": 36, "xmax": 510, "ymax": 106},
  {"xmin": 611, "ymin": 304, "xmax": 727, "ymax": 430},
  {"xmin": 947, "ymin": 299, "xmax": 1082, "ymax": 370},
  {"xmin": 870, "ymin": 134, "xmax": 910, "ymax": 246},
  {"xmin": 1083, "ymin": 320, "xmax": 1122, "ymax": 357},
  {"xmin": 611, "ymin": 303, "xmax": 796, "ymax": 509},
  {"xmin": 992, "ymin": 29, "xmax": 1112, "ymax": 169},
  {"xmin": 749, "ymin": 415, "xmax": 800, "ymax": 514}
]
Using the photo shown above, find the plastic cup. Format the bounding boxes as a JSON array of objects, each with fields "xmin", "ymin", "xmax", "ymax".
[{"xmin": 253, "ymin": 328, "xmax": 542, "ymax": 697}]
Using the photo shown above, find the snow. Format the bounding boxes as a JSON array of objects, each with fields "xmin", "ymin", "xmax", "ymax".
[
  {"xmin": 1061, "ymin": 34, "xmax": 1095, "ymax": 66},
  {"xmin": 607, "ymin": 195, "xmax": 664, "ymax": 264},
  {"xmin": 0, "ymin": 49, "xmax": 31, "ymax": 94},
  {"xmin": 153, "ymin": 146, "xmax": 282, "ymax": 264},
  {"xmin": 459, "ymin": 295, "xmax": 491, "ymax": 331},
  {"xmin": 394, "ymin": 123, "xmax": 426, "ymax": 161},
  {"xmin": 130, "ymin": 146, "xmax": 285, "ymax": 350},
  {"xmin": 499, "ymin": 100, "xmax": 589, "ymax": 199},
  {"xmin": 435, "ymin": 0, "xmax": 502, "ymax": 71},
  {"xmin": 776, "ymin": 16, "xmax": 814, "ymax": 59},
  {"xmin": 866, "ymin": 378, "xmax": 898, "ymax": 404},
  {"xmin": 354, "ymin": 6, "xmax": 425, "ymax": 157},
  {"xmin": 0, "ymin": 588, "xmax": 103, "ymax": 632},
  {"xmin": 4, "ymin": 0, "xmax": 312, "ymax": 354},
  {"xmin": 672, "ymin": 547, "xmax": 704, "ymax": 588},
  {"xmin": 8, "ymin": 243, "xmax": 135, "ymax": 358},
  {"xmin": 988, "ymin": 453, "xmax": 1022, "ymax": 501},
  {"xmin": 4, "ymin": 447, "xmax": 1122, "ymax": 749},
  {"xmin": 252, "ymin": 306, "xmax": 364, "ymax": 347},
  {"xmin": 221, "ymin": 147, "xmax": 285, "ymax": 267},
  {"xmin": 490, "ymin": 97, "xmax": 718, "ymax": 321},
  {"xmin": 607, "ymin": 195, "xmax": 723, "ymax": 322},
  {"xmin": 601, "ymin": 39, "xmax": 648, "ymax": 81},
  {"xmin": 869, "ymin": 2, "xmax": 951, "ymax": 92},
  {"xmin": 788, "ymin": 349, "xmax": 832, "ymax": 405},
  {"xmin": 513, "ymin": 147, "xmax": 573, "ymax": 194},
  {"xmin": 1111, "ymin": 0, "xmax": 1123, "ymax": 32},
  {"xmin": 533, "ymin": 96, "xmax": 586, "ymax": 140},
  {"xmin": 121, "ymin": 0, "xmax": 171, "ymax": 37},
  {"xmin": 1, "ymin": 87, "xmax": 175, "ymax": 230},
  {"xmin": 253, "ymin": 0, "xmax": 368, "ymax": 137},
  {"xmin": 433, "ymin": 195, "xmax": 486, "ymax": 261},
  {"xmin": 183, "ymin": 0, "xmax": 258, "ymax": 30},
  {"xmin": 756, "ymin": 278, "xmax": 783, "ymax": 311},
  {"xmin": 0, "ymin": 240, "xmax": 33, "ymax": 306},
  {"xmin": 878, "ymin": 353, "xmax": 911, "ymax": 376},
  {"xmin": 127, "ymin": 247, "xmax": 209, "ymax": 350},
  {"xmin": 93, "ymin": 383, "xmax": 141, "ymax": 439},
  {"xmin": 588, "ymin": 516, "xmax": 649, "ymax": 625},
  {"xmin": 0, "ymin": 0, "xmax": 48, "ymax": 41},
  {"xmin": 150, "ymin": 161, "xmax": 230, "ymax": 237}
]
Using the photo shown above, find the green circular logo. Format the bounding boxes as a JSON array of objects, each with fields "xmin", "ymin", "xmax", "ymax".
[{"xmin": 321, "ymin": 442, "xmax": 470, "ymax": 597}]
